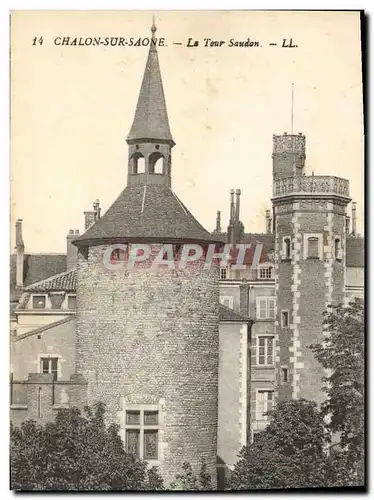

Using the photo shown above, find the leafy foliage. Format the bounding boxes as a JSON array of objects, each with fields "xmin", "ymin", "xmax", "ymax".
[
  {"xmin": 309, "ymin": 297, "xmax": 365, "ymax": 485},
  {"xmin": 10, "ymin": 402, "xmax": 163, "ymax": 491},
  {"xmin": 170, "ymin": 460, "xmax": 213, "ymax": 491},
  {"xmin": 230, "ymin": 399, "xmax": 332, "ymax": 490}
]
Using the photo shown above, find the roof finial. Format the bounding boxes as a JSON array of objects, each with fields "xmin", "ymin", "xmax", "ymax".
[{"xmin": 151, "ymin": 15, "xmax": 157, "ymax": 39}]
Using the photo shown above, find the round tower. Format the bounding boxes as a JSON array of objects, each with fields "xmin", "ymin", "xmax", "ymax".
[
  {"xmin": 73, "ymin": 21, "xmax": 220, "ymax": 486},
  {"xmin": 271, "ymin": 132, "xmax": 351, "ymax": 404}
]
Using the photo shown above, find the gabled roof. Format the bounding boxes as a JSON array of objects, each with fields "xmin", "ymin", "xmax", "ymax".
[
  {"xmin": 75, "ymin": 184, "xmax": 219, "ymax": 245},
  {"xmin": 25, "ymin": 268, "xmax": 76, "ymax": 293},
  {"xmin": 346, "ymin": 236, "xmax": 364, "ymax": 267},
  {"xmin": 219, "ymin": 304, "xmax": 252, "ymax": 323},
  {"xmin": 127, "ymin": 30, "xmax": 173, "ymax": 144}
]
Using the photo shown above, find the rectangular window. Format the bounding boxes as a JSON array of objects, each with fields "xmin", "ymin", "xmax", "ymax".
[
  {"xmin": 258, "ymin": 266, "xmax": 273, "ymax": 279},
  {"xmin": 256, "ymin": 297, "xmax": 276, "ymax": 320},
  {"xmin": 281, "ymin": 367, "xmax": 289, "ymax": 383},
  {"xmin": 256, "ymin": 390, "xmax": 274, "ymax": 421},
  {"xmin": 40, "ymin": 357, "xmax": 58, "ymax": 380},
  {"xmin": 283, "ymin": 237, "xmax": 291, "ymax": 259},
  {"xmin": 281, "ymin": 310, "xmax": 289, "ymax": 328},
  {"xmin": 335, "ymin": 238, "xmax": 342, "ymax": 261},
  {"xmin": 220, "ymin": 268, "xmax": 227, "ymax": 280},
  {"xmin": 67, "ymin": 295, "xmax": 76, "ymax": 310},
  {"xmin": 307, "ymin": 237, "xmax": 319, "ymax": 259},
  {"xmin": 257, "ymin": 336, "xmax": 274, "ymax": 365},
  {"xmin": 32, "ymin": 295, "xmax": 46, "ymax": 309},
  {"xmin": 125, "ymin": 409, "xmax": 159, "ymax": 461}
]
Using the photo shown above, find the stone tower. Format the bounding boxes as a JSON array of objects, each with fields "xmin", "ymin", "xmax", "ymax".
[
  {"xmin": 271, "ymin": 132, "xmax": 351, "ymax": 404},
  {"xmin": 73, "ymin": 21, "xmax": 221, "ymax": 485}
]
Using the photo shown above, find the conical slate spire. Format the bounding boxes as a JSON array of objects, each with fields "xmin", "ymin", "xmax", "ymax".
[{"xmin": 127, "ymin": 20, "xmax": 174, "ymax": 144}]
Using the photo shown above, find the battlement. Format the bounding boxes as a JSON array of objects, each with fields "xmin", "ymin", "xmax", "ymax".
[
  {"xmin": 273, "ymin": 175, "xmax": 350, "ymax": 199},
  {"xmin": 272, "ymin": 132, "xmax": 306, "ymax": 156}
]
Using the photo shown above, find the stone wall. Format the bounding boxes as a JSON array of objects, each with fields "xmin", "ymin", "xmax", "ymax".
[{"xmin": 75, "ymin": 243, "xmax": 220, "ymax": 486}]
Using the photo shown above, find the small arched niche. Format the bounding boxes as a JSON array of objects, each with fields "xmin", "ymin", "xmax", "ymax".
[
  {"xmin": 148, "ymin": 152, "xmax": 164, "ymax": 174},
  {"xmin": 131, "ymin": 152, "xmax": 145, "ymax": 174}
]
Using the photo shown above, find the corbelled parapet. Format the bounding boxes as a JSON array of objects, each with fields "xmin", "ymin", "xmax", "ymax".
[{"xmin": 273, "ymin": 175, "xmax": 350, "ymax": 200}]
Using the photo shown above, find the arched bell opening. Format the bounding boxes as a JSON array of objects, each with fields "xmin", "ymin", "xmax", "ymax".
[
  {"xmin": 148, "ymin": 152, "xmax": 164, "ymax": 174},
  {"xmin": 131, "ymin": 152, "xmax": 146, "ymax": 174}
]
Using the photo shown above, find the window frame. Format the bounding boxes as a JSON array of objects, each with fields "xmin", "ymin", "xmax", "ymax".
[
  {"xmin": 282, "ymin": 236, "xmax": 292, "ymax": 260},
  {"xmin": 334, "ymin": 237, "xmax": 342, "ymax": 262},
  {"xmin": 31, "ymin": 294, "xmax": 48, "ymax": 310},
  {"xmin": 256, "ymin": 335, "xmax": 275, "ymax": 366},
  {"xmin": 256, "ymin": 296, "xmax": 276, "ymax": 320},
  {"xmin": 281, "ymin": 366, "xmax": 289, "ymax": 384},
  {"xmin": 124, "ymin": 409, "xmax": 159, "ymax": 461},
  {"xmin": 66, "ymin": 294, "xmax": 77, "ymax": 310},
  {"xmin": 38, "ymin": 354, "xmax": 61, "ymax": 380},
  {"xmin": 220, "ymin": 267, "xmax": 227, "ymax": 280},
  {"xmin": 303, "ymin": 233, "xmax": 323, "ymax": 260},
  {"xmin": 255, "ymin": 389, "xmax": 275, "ymax": 421},
  {"xmin": 281, "ymin": 309, "xmax": 289, "ymax": 328},
  {"xmin": 258, "ymin": 264, "xmax": 274, "ymax": 280}
]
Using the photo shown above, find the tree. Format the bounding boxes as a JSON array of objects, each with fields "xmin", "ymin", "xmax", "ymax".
[
  {"xmin": 170, "ymin": 460, "xmax": 213, "ymax": 491},
  {"xmin": 10, "ymin": 402, "xmax": 163, "ymax": 491},
  {"xmin": 230, "ymin": 399, "xmax": 331, "ymax": 490},
  {"xmin": 309, "ymin": 297, "xmax": 365, "ymax": 485}
]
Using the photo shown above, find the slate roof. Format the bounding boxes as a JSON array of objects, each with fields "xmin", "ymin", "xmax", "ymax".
[
  {"xmin": 346, "ymin": 236, "xmax": 364, "ymax": 267},
  {"xmin": 127, "ymin": 30, "xmax": 174, "ymax": 143},
  {"xmin": 10, "ymin": 253, "xmax": 67, "ymax": 303},
  {"xmin": 75, "ymin": 185, "xmax": 220, "ymax": 245},
  {"xmin": 25, "ymin": 268, "xmax": 76, "ymax": 293},
  {"xmin": 214, "ymin": 232, "xmax": 275, "ymax": 263},
  {"xmin": 219, "ymin": 304, "xmax": 252, "ymax": 323}
]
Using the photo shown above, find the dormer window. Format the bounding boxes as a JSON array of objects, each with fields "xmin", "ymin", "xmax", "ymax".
[
  {"xmin": 32, "ymin": 295, "xmax": 46, "ymax": 309},
  {"xmin": 67, "ymin": 295, "xmax": 76, "ymax": 310},
  {"xmin": 258, "ymin": 265, "xmax": 274, "ymax": 279}
]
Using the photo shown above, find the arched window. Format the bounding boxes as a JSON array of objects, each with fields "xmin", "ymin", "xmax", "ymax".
[
  {"xmin": 148, "ymin": 152, "xmax": 164, "ymax": 174},
  {"xmin": 131, "ymin": 152, "xmax": 145, "ymax": 174},
  {"xmin": 308, "ymin": 237, "xmax": 319, "ymax": 259}
]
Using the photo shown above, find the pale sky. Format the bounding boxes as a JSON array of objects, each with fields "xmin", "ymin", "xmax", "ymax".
[{"xmin": 10, "ymin": 10, "xmax": 364, "ymax": 253}]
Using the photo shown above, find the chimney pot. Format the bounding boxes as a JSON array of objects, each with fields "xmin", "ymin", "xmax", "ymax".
[
  {"xmin": 75, "ymin": 229, "xmax": 80, "ymax": 234},
  {"xmin": 69, "ymin": 229, "xmax": 74, "ymax": 235}
]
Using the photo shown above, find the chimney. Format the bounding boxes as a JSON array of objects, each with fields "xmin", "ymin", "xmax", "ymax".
[
  {"xmin": 93, "ymin": 199, "xmax": 101, "ymax": 221},
  {"xmin": 235, "ymin": 189, "xmax": 241, "ymax": 223},
  {"xmin": 265, "ymin": 210, "xmax": 272, "ymax": 234},
  {"xmin": 84, "ymin": 199, "xmax": 101, "ymax": 230},
  {"xmin": 15, "ymin": 219, "xmax": 24, "ymax": 288},
  {"xmin": 351, "ymin": 202, "xmax": 357, "ymax": 236},
  {"xmin": 67, "ymin": 229, "xmax": 80, "ymax": 269},
  {"xmin": 345, "ymin": 216, "xmax": 351, "ymax": 236},
  {"xmin": 215, "ymin": 211, "xmax": 221, "ymax": 233},
  {"xmin": 230, "ymin": 189, "xmax": 235, "ymax": 224}
]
